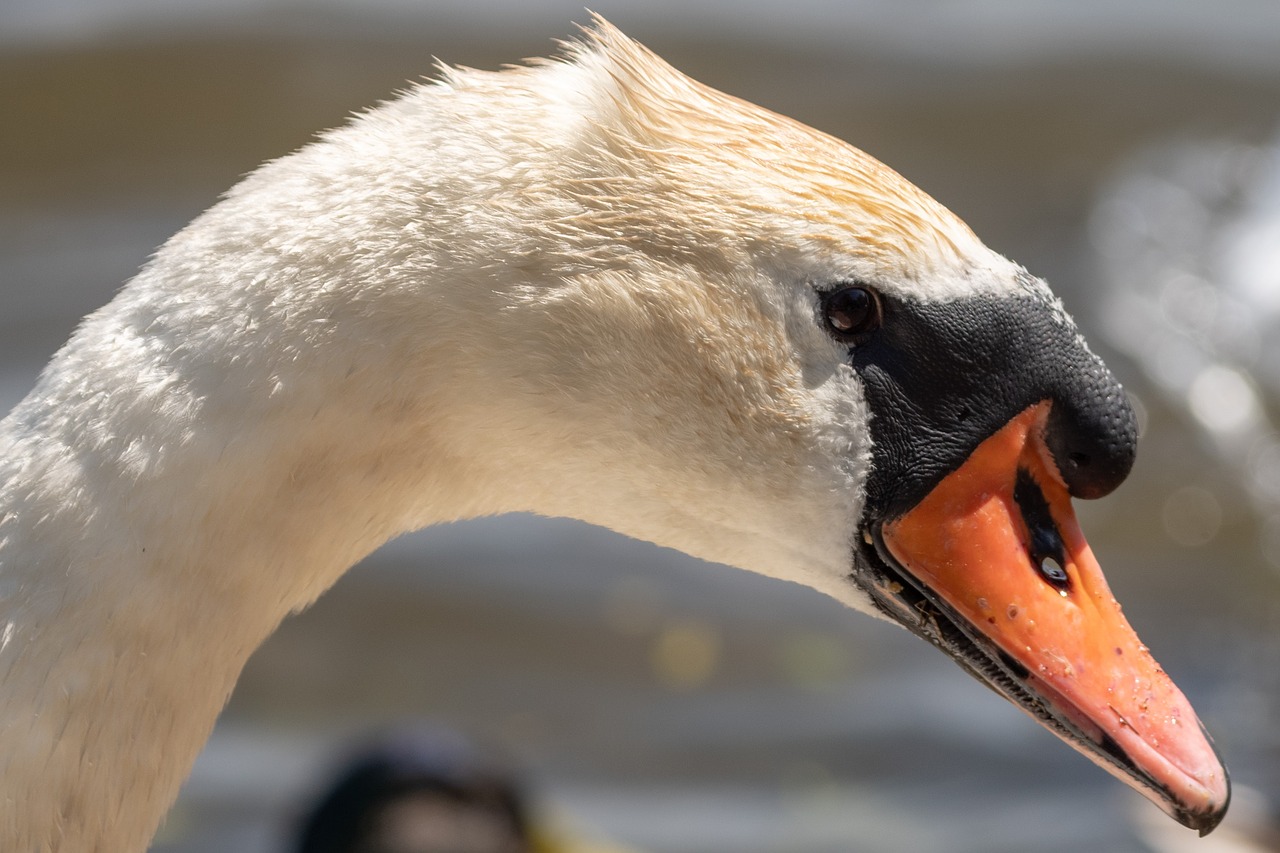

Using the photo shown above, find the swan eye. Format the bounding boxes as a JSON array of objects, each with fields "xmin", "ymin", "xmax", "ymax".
[{"xmin": 821, "ymin": 285, "xmax": 882, "ymax": 342}]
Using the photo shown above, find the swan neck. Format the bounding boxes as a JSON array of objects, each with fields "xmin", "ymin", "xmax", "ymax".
[{"xmin": 0, "ymin": 352, "xmax": 483, "ymax": 850}]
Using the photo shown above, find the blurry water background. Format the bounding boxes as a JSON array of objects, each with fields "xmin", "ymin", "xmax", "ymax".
[{"xmin": 2, "ymin": 2, "xmax": 1280, "ymax": 851}]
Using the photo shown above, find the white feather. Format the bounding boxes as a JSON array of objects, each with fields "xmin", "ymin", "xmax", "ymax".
[{"xmin": 0, "ymin": 20, "xmax": 1028, "ymax": 851}]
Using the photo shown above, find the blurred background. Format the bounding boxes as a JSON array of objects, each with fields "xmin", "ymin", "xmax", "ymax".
[{"xmin": 3, "ymin": 1, "xmax": 1280, "ymax": 851}]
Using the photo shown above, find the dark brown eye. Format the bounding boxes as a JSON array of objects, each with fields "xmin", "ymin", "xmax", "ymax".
[{"xmin": 821, "ymin": 285, "xmax": 882, "ymax": 342}]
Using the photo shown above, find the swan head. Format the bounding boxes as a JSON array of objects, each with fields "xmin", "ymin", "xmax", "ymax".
[
  {"xmin": 503, "ymin": 23, "xmax": 1225, "ymax": 832},
  {"xmin": 133, "ymin": 18, "xmax": 1226, "ymax": 835}
]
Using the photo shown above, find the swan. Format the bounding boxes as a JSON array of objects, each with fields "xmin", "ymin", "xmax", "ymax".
[{"xmin": 0, "ymin": 19, "xmax": 1229, "ymax": 851}]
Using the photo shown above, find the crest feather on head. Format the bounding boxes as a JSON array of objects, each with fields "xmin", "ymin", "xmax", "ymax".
[{"xmin": 555, "ymin": 16, "xmax": 983, "ymax": 273}]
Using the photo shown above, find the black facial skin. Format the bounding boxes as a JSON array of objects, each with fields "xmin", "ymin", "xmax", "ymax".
[{"xmin": 846, "ymin": 283, "xmax": 1137, "ymax": 522}]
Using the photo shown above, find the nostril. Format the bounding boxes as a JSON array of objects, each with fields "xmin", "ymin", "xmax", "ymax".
[{"xmin": 1068, "ymin": 451, "xmax": 1090, "ymax": 468}]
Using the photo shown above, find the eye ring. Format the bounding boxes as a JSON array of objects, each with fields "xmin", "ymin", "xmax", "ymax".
[{"xmin": 821, "ymin": 285, "xmax": 882, "ymax": 343}]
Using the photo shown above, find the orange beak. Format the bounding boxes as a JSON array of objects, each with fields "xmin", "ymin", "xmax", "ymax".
[{"xmin": 872, "ymin": 402, "xmax": 1228, "ymax": 833}]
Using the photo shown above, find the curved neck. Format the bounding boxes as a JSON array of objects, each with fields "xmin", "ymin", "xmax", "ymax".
[
  {"xmin": 0, "ymin": 373, "xmax": 480, "ymax": 851},
  {"xmin": 0, "ymin": 243, "xmax": 538, "ymax": 848}
]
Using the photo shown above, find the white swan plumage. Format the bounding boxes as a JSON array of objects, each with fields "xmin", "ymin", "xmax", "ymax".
[{"xmin": 0, "ymin": 19, "xmax": 1228, "ymax": 851}]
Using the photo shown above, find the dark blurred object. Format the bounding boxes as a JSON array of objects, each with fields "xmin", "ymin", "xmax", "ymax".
[{"xmin": 293, "ymin": 728, "xmax": 532, "ymax": 853}]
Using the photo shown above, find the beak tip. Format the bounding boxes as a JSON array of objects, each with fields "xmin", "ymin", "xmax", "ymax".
[
  {"xmin": 1193, "ymin": 730, "xmax": 1232, "ymax": 836},
  {"xmin": 1147, "ymin": 722, "xmax": 1231, "ymax": 836},
  {"xmin": 1190, "ymin": 801, "xmax": 1228, "ymax": 838},
  {"xmin": 1193, "ymin": 774, "xmax": 1231, "ymax": 838},
  {"xmin": 1162, "ymin": 753, "xmax": 1230, "ymax": 836}
]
